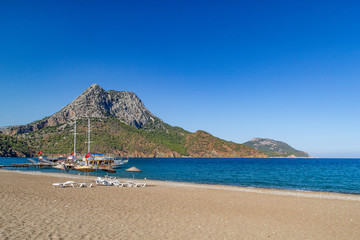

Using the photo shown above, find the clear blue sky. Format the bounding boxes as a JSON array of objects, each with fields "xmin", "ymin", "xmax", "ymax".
[{"xmin": 1, "ymin": 1, "xmax": 360, "ymax": 157}]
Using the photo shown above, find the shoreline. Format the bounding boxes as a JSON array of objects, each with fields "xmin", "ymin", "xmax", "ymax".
[
  {"xmin": 1, "ymin": 169, "xmax": 359, "ymax": 239},
  {"xmin": 2, "ymin": 169, "xmax": 360, "ymax": 201}
]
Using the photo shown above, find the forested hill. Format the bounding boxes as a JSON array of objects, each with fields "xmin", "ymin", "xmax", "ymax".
[
  {"xmin": 243, "ymin": 138, "xmax": 310, "ymax": 158},
  {"xmin": 0, "ymin": 134, "xmax": 34, "ymax": 157}
]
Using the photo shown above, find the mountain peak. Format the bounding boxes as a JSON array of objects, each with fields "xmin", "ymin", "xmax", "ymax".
[
  {"xmin": 250, "ymin": 137, "xmax": 262, "ymax": 142},
  {"xmin": 78, "ymin": 83, "xmax": 105, "ymax": 97},
  {"xmin": 90, "ymin": 83, "xmax": 100, "ymax": 88},
  {"xmin": 53, "ymin": 84, "xmax": 156, "ymax": 128},
  {"xmin": 6, "ymin": 84, "xmax": 158, "ymax": 134},
  {"xmin": 85, "ymin": 83, "xmax": 102, "ymax": 92}
]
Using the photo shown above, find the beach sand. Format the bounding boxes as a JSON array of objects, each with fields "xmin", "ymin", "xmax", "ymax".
[{"xmin": 0, "ymin": 170, "xmax": 359, "ymax": 239}]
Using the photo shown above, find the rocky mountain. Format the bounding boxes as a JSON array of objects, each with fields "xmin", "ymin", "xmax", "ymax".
[
  {"xmin": 243, "ymin": 138, "xmax": 310, "ymax": 158},
  {"xmin": 1, "ymin": 84, "xmax": 267, "ymax": 158},
  {"xmin": 2, "ymin": 84, "xmax": 156, "ymax": 135}
]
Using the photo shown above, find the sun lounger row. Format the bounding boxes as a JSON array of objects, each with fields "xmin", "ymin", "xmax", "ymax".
[
  {"xmin": 53, "ymin": 179, "xmax": 146, "ymax": 188},
  {"xmin": 95, "ymin": 177, "xmax": 146, "ymax": 187},
  {"xmin": 52, "ymin": 181, "xmax": 92, "ymax": 188},
  {"xmin": 126, "ymin": 181, "xmax": 147, "ymax": 187}
]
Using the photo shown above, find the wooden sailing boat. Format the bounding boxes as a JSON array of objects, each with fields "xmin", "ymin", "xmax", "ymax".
[
  {"xmin": 75, "ymin": 118, "xmax": 95, "ymax": 172},
  {"xmin": 78, "ymin": 118, "xmax": 130, "ymax": 173}
]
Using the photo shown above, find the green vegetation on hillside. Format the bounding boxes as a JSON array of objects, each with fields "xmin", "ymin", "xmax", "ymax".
[
  {"xmin": 185, "ymin": 131, "xmax": 268, "ymax": 158},
  {"xmin": 11, "ymin": 117, "xmax": 266, "ymax": 158},
  {"xmin": 142, "ymin": 118, "xmax": 190, "ymax": 156},
  {"xmin": 19, "ymin": 118, "xmax": 189, "ymax": 157},
  {"xmin": 0, "ymin": 134, "xmax": 33, "ymax": 157}
]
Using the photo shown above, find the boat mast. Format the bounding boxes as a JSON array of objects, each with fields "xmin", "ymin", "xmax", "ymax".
[
  {"xmin": 88, "ymin": 118, "xmax": 91, "ymax": 154},
  {"xmin": 73, "ymin": 119, "xmax": 76, "ymax": 157}
]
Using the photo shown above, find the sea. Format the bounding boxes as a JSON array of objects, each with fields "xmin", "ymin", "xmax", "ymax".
[{"xmin": 1, "ymin": 157, "xmax": 359, "ymax": 195}]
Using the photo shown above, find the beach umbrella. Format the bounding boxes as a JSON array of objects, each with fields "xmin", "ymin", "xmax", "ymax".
[{"xmin": 125, "ymin": 166, "xmax": 142, "ymax": 179}]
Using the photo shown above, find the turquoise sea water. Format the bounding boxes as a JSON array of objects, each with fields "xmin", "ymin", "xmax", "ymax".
[{"xmin": 1, "ymin": 157, "xmax": 359, "ymax": 194}]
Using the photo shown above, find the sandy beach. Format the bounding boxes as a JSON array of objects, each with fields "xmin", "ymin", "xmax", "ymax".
[{"xmin": 0, "ymin": 170, "xmax": 359, "ymax": 239}]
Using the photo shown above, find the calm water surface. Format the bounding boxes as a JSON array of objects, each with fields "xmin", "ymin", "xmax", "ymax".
[{"xmin": 1, "ymin": 157, "xmax": 359, "ymax": 194}]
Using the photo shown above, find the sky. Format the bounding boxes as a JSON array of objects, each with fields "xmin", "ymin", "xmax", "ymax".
[{"xmin": 0, "ymin": 1, "xmax": 360, "ymax": 157}]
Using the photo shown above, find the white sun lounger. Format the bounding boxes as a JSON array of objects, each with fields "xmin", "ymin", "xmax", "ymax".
[
  {"xmin": 53, "ymin": 181, "xmax": 77, "ymax": 188},
  {"xmin": 95, "ymin": 177, "xmax": 103, "ymax": 185},
  {"xmin": 96, "ymin": 178, "xmax": 122, "ymax": 186},
  {"xmin": 95, "ymin": 177, "xmax": 112, "ymax": 186},
  {"xmin": 63, "ymin": 181, "xmax": 77, "ymax": 187},
  {"xmin": 116, "ymin": 181, "xmax": 132, "ymax": 187},
  {"xmin": 95, "ymin": 178, "xmax": 136, "ymax": 187},
  {"xmin": 101, "ymin": 180, "xmax": 112, "ymax": 186},
  {"xmin": 125, "ymin": 181, "xmax": 146, "ymax": 187},
  {"xmin": 108, "ymin": 180, "xmax": 131, "ymax": 187},
  {"xmin": 52, "ymin": 183, "xmax": 64, "ymax": 188},
  {"xmin": 75, "ymin": 182, "xmax": 93, "ymax": 188},
  {"xmin": 133, "ymin": 182, "xmax": 146, "ymax": 187}
]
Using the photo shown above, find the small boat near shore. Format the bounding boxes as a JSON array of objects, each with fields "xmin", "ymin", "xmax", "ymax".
[
  {"xmin": 75, "ymin": 164, "xmax": 95, "ymax": 172},
  {"xmin": 87, "ymin": 154, "xmax": 129, "ymax": 169}
]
